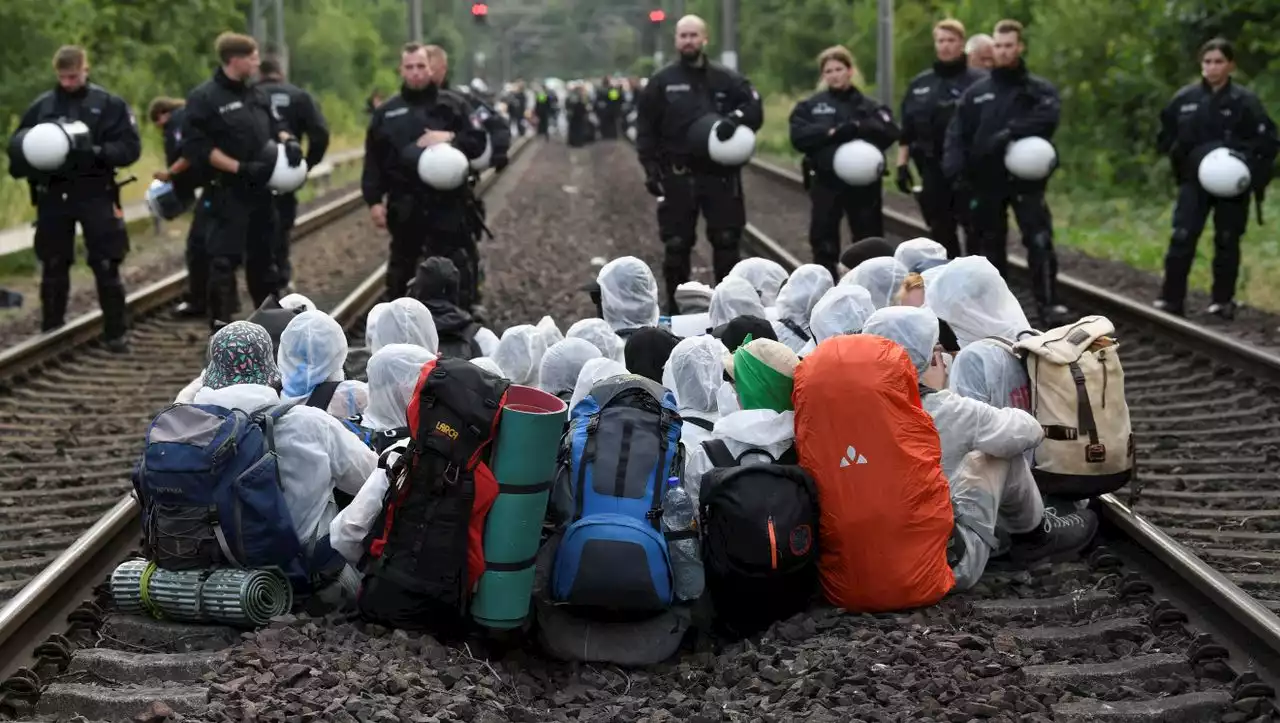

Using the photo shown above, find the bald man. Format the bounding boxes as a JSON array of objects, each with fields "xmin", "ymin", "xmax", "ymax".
[
  {"xmin": 636, "ymin": 14, "xmax": 764, "ymax": 314},
  {"xmin": 966, "ymin": 34, "xmax": 994, "ymax": 70}
]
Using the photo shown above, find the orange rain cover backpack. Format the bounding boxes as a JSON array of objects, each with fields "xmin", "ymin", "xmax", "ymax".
[{"xmin": 793, "ymin": 335, "xmax": 954, "ymax": 612}]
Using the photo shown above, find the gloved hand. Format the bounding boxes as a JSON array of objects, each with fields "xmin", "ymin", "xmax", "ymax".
[
  {"xmin": 643, "ymin": 163, "xmax": 664, "ymax": 197},
  {"xmin": 832, "ymin": 121, "xmax": 861, "ymax": 144},
  {"xmin": 976, "ymin": 128, "xmax": 1012, "ymax": 159},
  {"xmin": 492, "ymin": 155, "xmax": 509, "ymax": 172},
  {"xmin": 896, "ymin": 163, "xmax": 915, "ymax": 195},
  {"xmin": 238, "ymin": 159, "xmax": 272, "ymax": 186},
  {"xmin": 283, "ymin": 138, "xmax": 304, "ymax": 167},
  {"xmin": 715, "ymin": 119, "xmax": 738, "ymax": 142}
]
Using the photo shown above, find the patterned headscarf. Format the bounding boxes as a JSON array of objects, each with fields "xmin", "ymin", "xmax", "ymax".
[{"xmin": 203, "ymin": 321, "xmax": 282, "ymax": 390}]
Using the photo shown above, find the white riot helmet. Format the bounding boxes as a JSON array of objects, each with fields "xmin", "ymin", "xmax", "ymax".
[
  {"xmin": 1198, "ymin": 147, "xmax": 1252, "ymax": 198},
  {"xmin": 417, "ymin": 144, "xmax": 470, "ymax": 190},
  {"xmin": 470, "ymin": 134, "xmax": 493, "ymax": 171},
  {"xmin": 267, "ymin": 142, "xmax": 309, "ymax": 193},
  {"xmin": 833, "ymin": 140, "xmax": 885, "ymax": 186},
  {"xmin": 18, "ymin": 121, "xmax": 91, "ymax": 172},
  {"xmin": 689, "ymin": 113, "xmax": 755, "ymax": 166},
  {"xmin": 470, "ymin": 78, "xmax": 489, "ymax": 96},
  {"xmin": 144, "ymin": 180, "xmax": 188, "ymax": 220},
  {"xmin": 1004, "ymin": 136, "xmax": 1057, "ymax": 181}
]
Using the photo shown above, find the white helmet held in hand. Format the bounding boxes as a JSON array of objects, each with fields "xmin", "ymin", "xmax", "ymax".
[
  {"xmin": 20, "ymin": 121, "xmax": 90, "ymax": 171},
  {"xmin": 1198, "ymin": 147, "xmax": 1252, "ymax": 198},
  {"xmin": 470, "ymin": 134, "xmax": 493, "ymax": 171},
  {"xmin": 417, "ymin": 144, "xmax": 470, "ymax": 190},
  {"xmin": 1004, "ymin": 136, "xmax": 1057, "ymax": 181},
  {"xmin": 708, "ymin": 122, "xmax": 756, "ymax": 166},
  {"xmin": 267, "ymin": 143, "xmax": 309, "ymax": 193},
  {"xmin": 833, "ymin": 140, "xmax": 885, "ymax": 186}
]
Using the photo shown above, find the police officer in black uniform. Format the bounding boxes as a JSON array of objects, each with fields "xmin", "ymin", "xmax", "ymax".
[
  {"xmin": 943, "ymin": 19, "xmax": 1068, "ymax": 325},
  {"xmin": 256, "ymin": 58, "xmax": 330, "ymax": 293},
  {"xmin": 636, "ymin": 14, "xmax": 764, "ymax": 314},
  {"xmin": 506, "ymin": 80, "xmax": 528, "ymax": 137},
  {"xmin": 362, "ymin": 42, "xmax": 488, "ymax": 304},
  {"xmin": 534, "ymin": 85, "xmax": 556, "ymax": 138},
  {"xmin": 455, "ymin": 72, "xmax": 513, "ymax": 316},
  {"xmin": 7, "ymin": 46, "xmax": 141, "ymax": 350},
  {"xmin": 596, "ymin": 77, "xmax": 622, "ymax": 140},
  {"xmin": 182, "ymin": 32, "xmax": 302, "ymax": 330},
  {"xmin": 1155, "ymin": 37, "xmax": 1277, "ymax": 319},
  {"xmin": 790, "ymin": 45, "xmax": 900, "ymax": 279},
  {"xmin": 148, "ymin": 96, "xmax": 213, "ymax": 317},
  {"xmin": 897, "ymin": 19, "xmax": 986, "ymax": 259}
]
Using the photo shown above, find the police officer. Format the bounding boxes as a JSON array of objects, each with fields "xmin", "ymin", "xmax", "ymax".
[
  {"xmin": 6, "ymin": 46, "xmax": 141, "ymax": 350},
  {"xmin": 1155, "ymin": 38, "xmax": 1277, "ymax": 319},
  {"xmin": 789, "ymin": 46, "xmax": 900, "ymax": 279},
  {"xmin": 256, "ymin": 58, "xmax": 330, "ymax": 293},
  {"xmin": 182, "ymin": 32, "xmax": 302, "ymax": 330},
  {"xmin": 148, "ymin": 96, "xmax": 212, "ymax": 317},
  {"xmin": 596, "ymin": 77, "xmax": 622, "ymax": 140},
  {"xmin": 505, "ymin": 80, "xmax": 528, "ymax": 137},
  {"xmin": 566, "ymin": 84, "xmax": 592, "ymax": 148},
  {"xmin": 362, "ymin": 42, "xmax": 488, "ymax": 305},
  {"xmin": 636, "ymin": 14, "xmax": 764, "ymax": 314},
  {"xmin": 897, "ymin": 19, "xmax": 986, "ymax": 259},
  {"xmin": 943, "ymin": 19, "xmax": 1068, "ymax": 326},
  {"xmin": 534, "ymin": 85, "xmax": 555, "ymax": 138}
]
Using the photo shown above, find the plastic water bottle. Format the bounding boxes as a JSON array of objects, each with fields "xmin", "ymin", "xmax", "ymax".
[{"xmin": 662, "ymin": 477, "xmax": 704, "ymax": 601}]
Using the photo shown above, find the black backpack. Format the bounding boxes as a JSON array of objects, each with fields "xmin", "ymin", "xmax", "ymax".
[
  {"xmin": 358, "ymin": 358, "xmax": 509, "ymax": 638},
  {"xmin": 698, "ymin": 440, "xmax": 820, "ymax": 639}
]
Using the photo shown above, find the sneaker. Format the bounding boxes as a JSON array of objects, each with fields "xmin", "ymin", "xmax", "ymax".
[
  {"xmin": 1152, "ymin": 299, "xmax": 1185, "ymax": 317},
  {"xmin": 1007, "ymin": 506, "xmax": 1099, "ymax": 565},
  {"xmin": 1206, "ymin": 301, "xmax": 1236, "ymax": 321},
  {"xmin": 103, "ymin": 335, "xmax": 130, "ymax": 354}
]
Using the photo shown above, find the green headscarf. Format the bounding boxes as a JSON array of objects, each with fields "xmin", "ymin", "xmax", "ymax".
[{"xmin": 732, "ymin": 335, "xmax": 795, "ymax": 413}]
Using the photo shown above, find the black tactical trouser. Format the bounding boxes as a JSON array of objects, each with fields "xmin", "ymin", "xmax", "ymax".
[
  {"xmin": 274, "ymin": 191, "xmax": 299, "ymax": 287},
  {"xmin": 913, "ymin": 159, "xmax": 969, "ymax": 259},
  {"xmin": 34, "ymin": 184, "xmax": 129, "ymax": 339},
  {"xmin": 183, "ymin": 197, "xmax": 213, "ymax": 312},
  {"xmin": 203, "ymin": 184, "xmax": 280, "ymax": 328},
  {"xmin": 1161, "ymin": 181, "xmax": 1249, "ymax": 309},
  {"xmin": 657, "ymin": 166, "xmax": 745, "ymax": 314},
  {"xmin": 386, "ymin": 194, "xmax": 475, "ymax": 309},
  {"xmin": 808, "ymin": 176, "xmax": 883, "ymax": 280},
  {"xmin": 970, "ymin": 187, "xmax": 1061, "ymax": 310}
]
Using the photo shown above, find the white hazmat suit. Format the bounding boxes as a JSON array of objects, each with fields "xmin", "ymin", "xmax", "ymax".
[
  {"xmin": 842, "ymin": 256, "xmax": 908, "ymax": 309},
  {"xmin": 539, "ymin": 338, "xmax": 603, "ymax": 399},
  {"xmin": 728, "ymin": 257, "xmax": 790, "ymax": 306},
  {"xmin": 598, "ymin": 256, "xmax": 660, "ymax": 332},
  {"xmin": 662, "ymin": 335, "xmax": 727, "ymax": 454},
  {"xmin": 494, "ymin": 324, "xmax": 548, "ymax": 387},
  {"xmin": 771, "ymin": 264, "xmax": 834, "ymax": 353},
  {"xmin": 708, "ymin": 276, "xmax": 767, "ymax": 329},
  {"xmin": 278, "ymin": 311, "xmax": 368, "ymax": 418}
]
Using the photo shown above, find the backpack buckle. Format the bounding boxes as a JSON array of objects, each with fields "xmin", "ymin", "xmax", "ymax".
[{"xmin": 442, "ymin": 463, "xmax": 460, "ymax": 485}]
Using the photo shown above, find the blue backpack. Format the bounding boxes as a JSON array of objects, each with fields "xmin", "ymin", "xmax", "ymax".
[
  {"xmin": 549, "ymin": 375, "xmax": 683, "ymax": 615},
  {"xmin": 131, "ymin": 402, "xmax": 341, "ymax": 596}
]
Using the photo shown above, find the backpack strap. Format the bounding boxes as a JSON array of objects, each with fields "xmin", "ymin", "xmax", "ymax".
[
  {"xmin": 780, "ymin": 318, "xmax": 811, "ymax": 343},
  {"xmin": 683, "ymin": 416, "xmax": 714, "ymax": 432},
  {"xmin": 646, "ymin": 406, "xmax": 677, "ymax": 529},
  {"xmin": 1068, "ymin": 361, "xmax": 1101, "ymax": 449},
  {"xmin": 701, "ymin": 439, "xmax": 739, "ymax": 468},
  {"xmin": 307, "ymin": 381, "xmax": 340, "ymax": 411}
]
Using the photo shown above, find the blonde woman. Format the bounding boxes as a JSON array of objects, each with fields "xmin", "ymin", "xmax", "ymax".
[{"xmin": 789, "ymin": 46, "xmax": 900, "ymax": 279}]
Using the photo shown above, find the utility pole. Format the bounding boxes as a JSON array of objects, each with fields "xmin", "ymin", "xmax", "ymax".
[
  {"xmin": 876, "ymin": 0, "xmax": 894, "ymax": 107},
  {"xmin": 720, "ymin": 0, "xmax": 738, "ymax": 71},
  {"xmin": 672, "ymin": 0, "xmax": 685, "ymax": 20},
  {"xmin": 273, "ymin": 0, "xmax": 288, "ymax": 75},
  {"xmin": 249, "ymin": 0, "xmax": 265, "ymax": 43},
  {"xmin": 407, "ymin": 0, "xmax": 424, "ymax": 43}
]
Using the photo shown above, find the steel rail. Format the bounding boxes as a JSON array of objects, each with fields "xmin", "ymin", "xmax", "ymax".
[{"xmin": 0, "ymin": 136, "xmax": 532, "ymax": 683}]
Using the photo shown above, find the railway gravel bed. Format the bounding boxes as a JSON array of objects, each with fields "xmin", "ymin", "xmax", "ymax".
[
  {"xmin": 1, "ymin": 140, "xmax": 1272, "ymax": 723},
  {"xmin": 741, "ymin": 163, "xmax": 1280, "ymax": 608},
  {"xmin": 0, "ymin": 206, "xmax": 384, "ymax": 605}
]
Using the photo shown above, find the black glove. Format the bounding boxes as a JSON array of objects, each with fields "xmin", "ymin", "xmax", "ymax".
[
  {"xmin": 283, "ymin": 138, "xmax": 304, "ymax": 167},
  {"xmin": 976, "ymin": 128, "xmax": 1012, "ymax": 159},
  {"xmin": 896, "ymin": 164, "xmax": 915, "ymax": 195},
  {"xmin": 832, "ymin": 121, "xmax": 861, "ymax": 144},
  {"xmin": 238, "ymin": 159, "xmax": 272, "ymax": 185},
  {"xmin": 492, "ymin": 155, "xmax": 509, "ymax": 172},
  {"xmin": 715, "ymin": 119, "xmax": 738, "ymax": 142},
  {"xmin": 645, "ymin": 175, "xmax": 664, "ymax": 198}
]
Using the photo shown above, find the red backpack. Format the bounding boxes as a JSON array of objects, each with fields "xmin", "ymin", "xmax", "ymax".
[{"xmin": 358, "ymin": 358, "xmax": 507, "ymax": 637}]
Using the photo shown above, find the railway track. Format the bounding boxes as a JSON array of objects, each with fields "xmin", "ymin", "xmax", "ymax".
[
  {"xmin": 0, "ymin": 139, "xmax": 1277, "ymax": 721},
  {"xmin": 0, "ymin": 138, "xmax": 530, "ymax": 702},
  {"xmin": 742, "ymin": 155, "xmax": 1280, "ymax": 665}
]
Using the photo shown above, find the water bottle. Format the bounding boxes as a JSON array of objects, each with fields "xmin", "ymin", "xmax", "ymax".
[{"xmin": 662, "ymin": 477, "xmax": 704, "ymax": 601}]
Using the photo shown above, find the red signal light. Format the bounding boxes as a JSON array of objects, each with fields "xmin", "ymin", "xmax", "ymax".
[
  {"xmin": 472, "ymin": 3, "xmax": 489, "ymax": 16},
  {"xmin": 649, "ymin": 9, "xmax": 666, "ymax": 23}
]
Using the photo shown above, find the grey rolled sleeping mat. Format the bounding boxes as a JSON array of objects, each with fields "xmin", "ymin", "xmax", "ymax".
[{"xmin": 532, "ymin": 533, "xmax": 691, "ymax": 666}]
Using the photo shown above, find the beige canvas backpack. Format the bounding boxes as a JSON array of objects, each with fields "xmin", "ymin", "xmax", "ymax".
[{"xmin": 990, "ymin": 316, "xmax": 1133, "ymax": 499}]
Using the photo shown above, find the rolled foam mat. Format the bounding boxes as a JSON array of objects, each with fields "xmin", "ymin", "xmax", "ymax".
[
  {"xmin": 110, "ymin": 559, "xmax": 293, "ymax": 628},
  {"xmin": 472, "ymin": 385, "xmax": 567, "ymax": 628}
]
